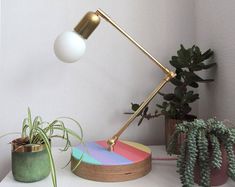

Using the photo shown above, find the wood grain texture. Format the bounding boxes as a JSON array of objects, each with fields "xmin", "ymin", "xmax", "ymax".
[{"xmin": 71, "ymin": 140, "xmax": 152, "ymax": 182}]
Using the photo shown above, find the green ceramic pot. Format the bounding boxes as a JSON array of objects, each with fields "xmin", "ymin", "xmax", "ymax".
[{"xmin": 11, "ymin": 138, "xmax": 50, "ymax": 183}]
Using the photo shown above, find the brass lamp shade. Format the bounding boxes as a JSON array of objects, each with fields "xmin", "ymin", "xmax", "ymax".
[{"xmin": 74, "ymin": 12, "xmax": 100, "ymax": 39}]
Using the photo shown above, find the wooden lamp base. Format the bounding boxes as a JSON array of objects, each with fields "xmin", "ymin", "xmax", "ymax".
[{"xmin": 71, "ymin": 140, "xmax": 152, "ymax": 182}]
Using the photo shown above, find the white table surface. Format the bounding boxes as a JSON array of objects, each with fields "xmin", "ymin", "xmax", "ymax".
[{"xmin": 0, "ymin": 146, "xmax": 234, "ymax": 187}]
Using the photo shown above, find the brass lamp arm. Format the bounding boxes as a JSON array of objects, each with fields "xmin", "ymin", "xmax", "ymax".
[
  {"xmin": 96, "ymin": 9, "xmax": 174, "ymax": 77},
  {"xmin": 80, "ymin": 9, "xmax": 176, "ymax": 151},
  {"xmin": 107, "ymin": 75, "xmax": 172, "ymax": 151}
]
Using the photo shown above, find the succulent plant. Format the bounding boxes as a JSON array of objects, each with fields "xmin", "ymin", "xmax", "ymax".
[
  {"xmin": 126, "ymin": 44, "xmax": 216, "ymax": 124},
  {"xmin": 167, "ymin": 119, "xmax": 235, "ymax": 187}
]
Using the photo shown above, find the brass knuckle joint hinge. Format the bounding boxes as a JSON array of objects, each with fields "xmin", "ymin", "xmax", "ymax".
[
  {"xmin": 165, "ymin": 71, "xmax": 176, "ymax": 81},
  {"xmin": 107, "ymin": 136, "xmax": 118, "ymax": 151}
]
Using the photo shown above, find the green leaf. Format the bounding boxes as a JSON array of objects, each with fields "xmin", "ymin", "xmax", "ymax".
[
  {"xmin": 163, "ymin": 94, "xmax": 175, "ymax": 101},
  {"xmin": 56, "ymin": 117, "xmax": 84, "ymax": 140},
  {"xmin": 174, "ymin": 86, "xmax": 186, "ymax": 99},
  {"xmin": 185, "ymin": 91, "xmax": 194, "ymax": 98},
  {"xmin": 188, "ymin": 82, "xmax": 199, "ymax": 88},
  {"xmin": 36, "ymin": 127, "xmax": 57, "ymax": 187},
  {"xmin": 175, "ymin": 69, "xmax": 183, "ymax": 79},
  {"xmin": 27, "ymin": 108, "xmax": 33, "ymax": 131},
  {"xmin": 197, "ymin": 79, "xmax": 214, "ymax": 83},
  {"xmin": 137, "ymin": 116, "xmax": 144, "ymax": 126},
  {"xmin": 71, "ymin": 153, "xmax": 84, "ymax": 172},
  {"xmin": 189, "ymin": 65, "xmax": 203, "ymax": 71},
  {"xmin": 184, "ymin": 72, "xmax": 204, "ymax": 82},
  {"xmin": 202, "ymin": 49, "xmax": 214, "ymax": 60},
  {"xmin": 181, "ymin": 104, "xmax": 191, "ymax": 114},
  {"xmin": 199, "ymin": 63, "xmax": 216, "ymax": 69},
  {"xmin": 22, "ymin": 118, "xmax": 29, "ymax": 138},
  {"xmin": 162, "ymin": 102, "xmax": 169, "ymax": 108},
  {"xmin": 158, "ymin": 92, "xmax": 165, "ymax": 96},
  {"xmin": 170, "ymin": 78, "xmax": 183, "ymax": 86},
  {"xmin": 170, "ymin": 58, "xmax": 183, "ymax": 69},
  {"xmin": 156, "ymin": 104, "xmax": 164, "ymax": 109},
  {"xmin": 143, "ymin": 107, "xmax": 149, "ymax": 115},
  {"xmin": 52, "ymin": 126, "xmax": 83, "ymax": 142},
  {"xmin": 33, "ymin": 116, "xmax": 43, "ymax": 130},
  {"xmin": 186, "ymin": 93, "xmax": 199, "ymax": 103},
  {"xmin": 131, "ymin": 103, "xmax": 140, "ymax": 111},
  {"xmin": 124, "ymin": 112, "xmax": 134, "ymax": 115}
]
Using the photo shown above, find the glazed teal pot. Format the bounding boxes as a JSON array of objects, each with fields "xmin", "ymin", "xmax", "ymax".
[{"xmin": 11, "ymin": 138, "xmax": 50, "ymax": 183}]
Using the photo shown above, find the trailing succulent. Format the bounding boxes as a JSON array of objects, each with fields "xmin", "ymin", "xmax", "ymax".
[
  {"xmin": 167, "ymin": 119, "xmax": 235, "ymax": 187},
  {"xmin": 126, "ymin": 45, "xmax": 215, "ymax": 125}
]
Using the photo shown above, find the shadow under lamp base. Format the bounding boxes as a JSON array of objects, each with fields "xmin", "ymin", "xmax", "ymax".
[{"xmin": 71, "ymin": 140, "xmax": 151, "ymax": 182}]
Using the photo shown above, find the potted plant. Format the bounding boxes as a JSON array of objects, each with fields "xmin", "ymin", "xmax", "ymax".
[
  {"xmin": 167, "ymin": 118, "xmax": 235, "ymax": 186},
  {"xmin": 126, "ymin": 45, "xmax": 216, "ymax": 150},
  {"xmin": 0, "ymin": 108, "xmax": 83, "ymax": 187}
]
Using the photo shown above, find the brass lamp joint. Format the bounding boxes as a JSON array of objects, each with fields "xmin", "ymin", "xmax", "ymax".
[
  {"xmin": 107, "ymin": 136, "xmax": 118, "ymax": 151},
  {"xmin": 165, "ymin": 71, "xmax": 176, "ymax": 81}
]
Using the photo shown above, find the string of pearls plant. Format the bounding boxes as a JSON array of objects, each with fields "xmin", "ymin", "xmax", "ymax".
[{"xmin": 167, "ymin": 118, "xmax": 235, "ymax": 187}]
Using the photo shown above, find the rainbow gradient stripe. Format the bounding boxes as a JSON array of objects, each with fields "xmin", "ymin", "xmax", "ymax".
[{"xmin": 72, "ymin": 140, "xmax": 151, "ymax": 166}]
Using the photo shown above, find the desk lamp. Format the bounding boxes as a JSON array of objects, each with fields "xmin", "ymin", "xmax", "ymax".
[{"xmin": 54, "ymin": 9, "xmax": 176, "ymax": 182}]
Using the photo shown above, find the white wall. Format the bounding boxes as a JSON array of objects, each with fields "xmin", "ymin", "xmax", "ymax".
[
  {"xmin": 0, "ymin": 0, "xmax": 195, "ymax": 180},
  {"xmin": 195, "ymin": 0, "xmax": 235, "ymax": 121}
]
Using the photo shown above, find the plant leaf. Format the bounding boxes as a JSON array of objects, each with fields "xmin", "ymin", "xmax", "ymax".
[
  {"xmin": 188, "ymin": 82, "xmax": 199, "ymax": 88},
  {"xmin": 199, "ymin": 63, "xmax": 216, "ymax": 70},
  {"xmin": 170, "ymin": 78, "xmax": 183, "ymax": 86},
  {"xmin": 163, "ymin": 94, "xmax": 175, "ymax": 101},
  {"xmin": 174, "ymin": 87, "xmax": 185, "ymax": 99},
  {"xmin": 197, "ymin": 79, "xmax": 214, "ymax": 83},
  {"xmin": 131, "ymin": 103, "xmax": 140, "ymax": 111},
  {"xmin": 36, "ymin": 127, "xmax": 57, "ymax": 187},
  {"xmin": 57, "ymin": 117, "xmax": 83, "ymax": 140},
  {"xmin": 143, "ymin": 107, "xmax": 149, "ymax": 116},
  {"xmin": 27, "ymin": 107, "xmax": 33, "ymax": 130},
  {"xmin": 137, "ymin": 116, "xmax": 144, "ymax": 126}
]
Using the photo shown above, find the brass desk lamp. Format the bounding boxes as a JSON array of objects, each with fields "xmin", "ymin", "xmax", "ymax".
[{"xmin": 54, "ymin": 9, "xmax": 176, "ymax": 182}]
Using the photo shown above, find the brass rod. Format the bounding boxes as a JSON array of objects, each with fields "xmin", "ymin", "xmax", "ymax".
[
  {"xmin": 96, "ymin": 9, "xmax": 173, "ymax": 77},
  {"xmin": 94, "ymin": 9, "xmax": 176, "ymax": 151},
  {"xmin": 107, "ymin": 75, "xmax": 171, "ymax": 151},
  {"xmin": 115, "ymin": 76, "xmax": 170, "ymax": 137}
]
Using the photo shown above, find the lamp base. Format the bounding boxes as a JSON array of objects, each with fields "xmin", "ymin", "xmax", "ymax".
[{"xmin": 71, "ymin": 140, "xmax": 152, "ymax": 182}]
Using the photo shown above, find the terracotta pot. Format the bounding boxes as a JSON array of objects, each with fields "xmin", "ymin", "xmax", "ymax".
[
  {"xmin": 165, "ymin": 116, "xmax": 196, "ymax": 154},
  {"xmin": 165, "ymin": 117, "xmax": 182, "ymax": 154},
  {"xmin": 194, "ymin": 145, "xmax": 228, "ymax": 186}
]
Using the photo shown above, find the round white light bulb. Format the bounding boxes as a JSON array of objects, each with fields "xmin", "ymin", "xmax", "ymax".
[{"xmin": 54, "ymin": 31, "xmax": 86, "ymax": 63}]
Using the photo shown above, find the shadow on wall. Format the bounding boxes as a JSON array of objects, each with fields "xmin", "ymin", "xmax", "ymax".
[
  {"xmin": 0, "ymin": 146, "xmax": 11, "ymax": 181},
  {"xmin": 198, "ymin": 54, "xmax": 218, "ymax": 119}
]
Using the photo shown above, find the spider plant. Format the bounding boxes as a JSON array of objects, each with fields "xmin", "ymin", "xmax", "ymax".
[{"xmin": 2, "ymin": 108, "xmax": 83, "ymax": 187}]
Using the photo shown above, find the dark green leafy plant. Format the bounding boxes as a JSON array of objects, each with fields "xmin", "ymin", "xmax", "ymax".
[
  {"xmin": 0, "ymin": 108, "xmax": 83, "ymax": 187},
  {"xmin": 167, "ymin": 119, "xmax": 235, "ymax": 187},
  {"xmin": 126, "ymin": 45, "xmax": 216, "ymax": 124}
]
